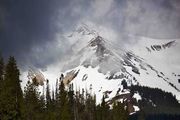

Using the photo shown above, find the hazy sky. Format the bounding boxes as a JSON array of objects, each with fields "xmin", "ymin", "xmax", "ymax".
[{"xmin": 0, "ymin": 0, "xmax": 180, "ymax": 70}]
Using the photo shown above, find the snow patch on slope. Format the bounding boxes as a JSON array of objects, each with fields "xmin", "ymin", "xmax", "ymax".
[
  {"xmin": 128, "ymin": 36, "xmax": 180, "ymax": 97},
  {"xmin": 133, "ymin": 92, "xmax": 142, "ymax": 102},
  {"xmin": 64, "ymin": 66, "xmax": 125, "ymax": 104}
]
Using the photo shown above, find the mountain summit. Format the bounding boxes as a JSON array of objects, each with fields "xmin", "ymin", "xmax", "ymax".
[{"xmin": 61, "ymin": 25, "xmax": 180, "ymax": 114}]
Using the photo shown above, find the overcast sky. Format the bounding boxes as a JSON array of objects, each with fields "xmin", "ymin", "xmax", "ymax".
[{"xmin": 0, "ymin": 0, "xmax": 180, "ymax": 70}]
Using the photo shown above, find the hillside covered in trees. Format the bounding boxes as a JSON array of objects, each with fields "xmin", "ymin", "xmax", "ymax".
[
  {"xmin": 0, "ymin": 56, "xmax": 128, "ymax": 120},
  {"xmin": 0, "ymin": 56, "xmax": 180, "ymax": 120}
]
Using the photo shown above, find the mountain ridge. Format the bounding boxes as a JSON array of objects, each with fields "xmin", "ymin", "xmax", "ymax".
[{"xmin": 61, "ymin": 25, "xmax": 180, "ymax": 111}]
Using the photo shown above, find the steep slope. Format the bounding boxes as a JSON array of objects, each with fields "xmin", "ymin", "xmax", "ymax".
[
  {"xmin": 129, "ymin": 36, "xmax": 180, "ymax": 99},
  {"xmin": 61, "ymin": 25, "xmax": 180, "ymax": 110},
  {"xmin": 27, "ymin": 67, "xmax": 45, "ymax": 85},
  {"xmin": 67, "ymin": 24, "xmax": 98, "ymax": 54}
]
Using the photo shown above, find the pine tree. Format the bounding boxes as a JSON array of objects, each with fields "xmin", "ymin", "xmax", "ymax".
[
  {"xmin": 49, "ymin": 88, "xmax": 57, "ymax": 120},
  {"xmin": 52, "ymin": 88, "xmax": 55, "ymax": 104},
  {"xmin": 45, "ymin": 79, "xmax": 57, "ymax": 120},
  {"xmin": 0, "ymin": 56, "xmax": 4, "ymax": 81},
  {"xmin": 0, "ymin": 56, "xmax": 4, "ymax": 93},
  {"xmin": 58, "ymin": 80, "xmax": 71, "ymax": 120},
  {"xmin": 39, "ymin": 84, "xmax": 45, "ymax": 115},
  {"xmin": 138, "ymin": 108, "xmax": 145, "ymax": 120},
  {"xmin": 85, "ymin": 93, "xmax": 96, "ymax": 120},
  {"xmin": 46, "ymin": 79, "xmax": 51, "ymax": 109},
  {"xmin": 24, "ymin": 80, "xmax": 43, "ymax": 120},
  {"xmin": 121, "ymin": 79, "xmax": 128, "ymax": 89},
  {"xmin": 96, "ymin": 104, "xmax": 102, "ymax": 120},
  {"xmin": 74, "ymin": 91, "xmax": 81, "ymax": 120},
  {"xmin": 55, "ymin": 78, "xmax": 59, "ymax": 100},
  {"xmin": 0, "ymin": 56, "xmax": 23, "ymax": 120},
  {"xmin": 112, "ymin": 102, "xmax": 128, "ymax": 120},
  {"xmin": 101, "ymin": 95, "xmax": 110, "ymax": 120},
  {"xmin": 68, "ymin": 83, "xmax": 75, "ymax": 120},
  {"xmin": 0, "ymin": 56, "xmax": 4, "ymax": 118}
]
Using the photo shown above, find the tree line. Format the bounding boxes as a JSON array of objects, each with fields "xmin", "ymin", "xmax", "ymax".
[
  {"xmin": 129, "ymin": 85, "xmax": 180, "ymax": 120},
  {"xmin": 130, "ymin": 85, "xmax": 180, "ymax": 114},
  {"xmin": 1, "ymin": 56, "xmax": 180, "ymax": 120},
  {"xmin": 0, "ymin": 56, "xmax": 128, "ymax": 120}
]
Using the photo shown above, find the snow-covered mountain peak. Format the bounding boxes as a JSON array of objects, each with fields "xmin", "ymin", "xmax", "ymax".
[
  {"xmin": 88, "ymin": 36, "xmax": 105, "ymax": 46},
  {"xmin": 77, "ymin": 24, "xmax": 97, "ymax": 35},
  {"xmin": 66, "ymin": 24, "xmax": 100, "ymax": 54},
  {"xmin": 69, "ymin": 23, "xmax": 98, "ymax": 38},
  {"xmin": 87, "ymin": 36, "xmax": 110, "ymax": 57},
  {"xmin": 62, "ymin": 32, "xmax": 180, "ymax": 107}
]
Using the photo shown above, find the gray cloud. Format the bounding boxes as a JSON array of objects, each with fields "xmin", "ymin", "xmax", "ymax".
[
  {"xmin": 123, "ymin": 0, "xmax": 180, "ymax": 38},
  {"xmin": 0, "ymin": 0, "xmax": 69, "ymax": 68},
  {"xmin": 0, "ymin": 0, "xmax": 180, "ymax": 70},
  {"xmin": 56, "ymin": 0, "xmax": 180, "ymax": 40}
]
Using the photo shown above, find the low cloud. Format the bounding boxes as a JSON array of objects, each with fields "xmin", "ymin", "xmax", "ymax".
[{"xmin": 0, "ymin": 0, "xmax": 180, "ymax": 70}]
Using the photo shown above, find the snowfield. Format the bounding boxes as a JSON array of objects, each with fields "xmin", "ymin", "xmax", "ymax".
[
  {"xmin": 61, "ymin": 25, "xmax": 180, "ymax": 103},
  {"xmin": 20, "ymin": 24, "xmax": 180, "ymax": 114}
]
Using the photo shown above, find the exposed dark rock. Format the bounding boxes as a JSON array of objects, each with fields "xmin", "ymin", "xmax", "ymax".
[
  {"xmin": 132, "ymin": 67, "xmax": 140, "ymax": 74},
  {"xmin": 160, "ymin": 72, "xmax": 164, "ymax": 76},
  {"xmin": 82, "ymin": 74, "xmax": 88, "ymax": 81},
  {"xmin": 147, "ymin": 40, "xmax": 176, "ymax": 52},
  {"xmin": 146, "ymin": 47, "xmax": 151, "ymax": 52}
]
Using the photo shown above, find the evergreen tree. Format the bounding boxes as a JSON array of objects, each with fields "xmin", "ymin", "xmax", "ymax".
[
  {"xmin": 55, "ymin": 78, "xmax": 59, "ymax": 100},
  {"xmin": 39, "ymin": 84, "xmax": 45, "ymax": 115},
  {"xmin": 68, "ymin": 83, "xmax": 75, "ymax": 120},
  {"xmin": 52, "ymin": 89, "xmax": 55, "ymax": 103},
  {"xmin": 58, "ymin": 80, "xmax": 71, "ymax": 120},
  {"xmin": 121, "ymin": 79, "xmax": 128, "ymax": 89},
  {"xmin": 49, "ymin": 88, "xmax": 57, "ymax": 120},
  {"xmin": 96, "ymin": 104, "xmax": 102, "ymax": 120},
  {"xmin": 101, "ymin": 95, "xmax": 110, "ymax": 120},
  {"xmin": 24, "ymin": 79, "xmax": 44, "ymax": 120},
  {"xmin": 0, "ymin": 57, "xmax": 23, "ymax": 120},
  {"xmin": 0, "ymin": 56, "xmax": 4, "ymax": 93},
  {"xmin": 112, "ymin": 102, "xmax": 128, "ymax": 120},
  {"xmin": 45, "ymin": 79, "xmax": 57, "ymax": 120},
  {"xmin": 0, "ymin": 56, "xmax": 4, "ymax": 81},
  {"xmin": 74, "ymin": 91, "xmax": 82, "ymax": 120},
  {"xmin": 0, "ymin": 56, "xmax": 4, "ymax": 118},
  {"xmin": 138, "ymin": 109, "xmax": 145, "ymax": 120},
  {"xmin": 46, "ymin": 79, "xmax": 51, "ymax": 109},
  {"xmin": 84, "ymin": 93, "xmax": 96, "ymax": 120}
]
